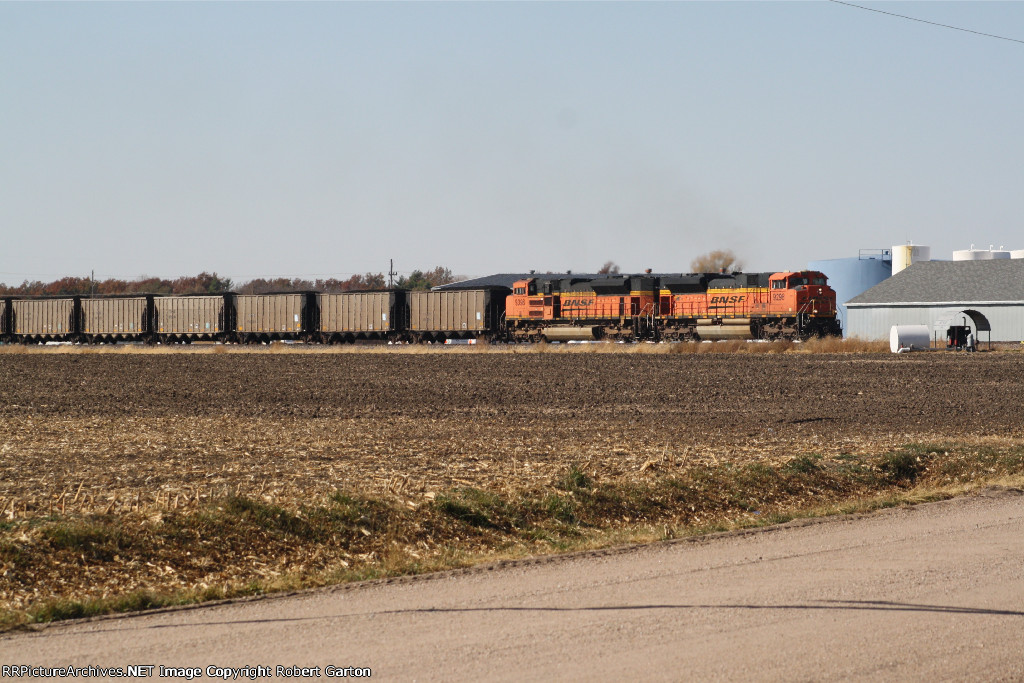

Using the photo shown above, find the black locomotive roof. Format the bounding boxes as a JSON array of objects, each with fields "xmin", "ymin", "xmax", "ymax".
[
  {"xmin": 659, "ymin": 274, "xmax": 711, "ymax": 293},
  {"xmin": 434, "ymin": 271, "xmax": 775, "ymax": 292},
  {"xmin": 434, "ymin": 273, "xmax": 658, "ymax": 290},
  {"xmin": 705, "ymin": 272, "xmax": 774, "ymax": 289},
  {"xmin": 734, "ymin": 272, "xmax": 774, "ymax": 288}
]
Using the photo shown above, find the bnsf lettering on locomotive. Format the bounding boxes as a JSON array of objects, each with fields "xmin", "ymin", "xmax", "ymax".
[
  {"xmin": 710, "ymin": 295, "xmax": 746, "ymax": 305},
  {"xmin": 562, "ymin": 299, "xmax": 594, "ymax": 307}
]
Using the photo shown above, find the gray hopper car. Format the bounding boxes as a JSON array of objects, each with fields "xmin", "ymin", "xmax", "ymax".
[
  {"xmin": 407, "ymin": 289, "xmax": 508, "ymax": 342},
  {"xmin": 317, "ymin": 291, "xmax": 400, "ymax": 342},
  {"xmin": 0, "ymin": 298, "xmax": 9, "ymax": 339},
  {"xmin": 11, "ymin": 298, "xmax": 78, "ymax": 342},
  {"xmin": 154, "ymin": 295, "xmax": 232, "ymax": 342},
  {"xmin": 235, "ymin": 293, "xmax": 315, "ymax": 342},
  {"xmin": 81, "ymin": 296, "xmax": 152, "ymax": 342}
]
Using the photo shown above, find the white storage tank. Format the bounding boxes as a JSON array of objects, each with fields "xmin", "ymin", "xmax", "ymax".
[
  {"xmin": 953, "ymin": 245, "xmax": 993, "ymax": 260},
  {"xmin": 892, "ymin": 244, "xmax": 931, "ymax": 274},
  {"xmin": 1011, "ymin": 250, "xmax": 1024, "ymax": 259},
  {"xmin": 890, "ymin": 324, "xmax": 931, "ymax": 353}
]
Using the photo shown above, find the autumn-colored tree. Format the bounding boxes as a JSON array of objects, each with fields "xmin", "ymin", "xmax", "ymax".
[
  {"xmin": 396, "ymin": 271, "xmax": 432, "ymax": 290},
  {"xmin": 396, "ymin": 266, "xmax": 459, "ymax": 290},
  {"xmin": 169, "ymin": 272, "xmax": 234, "ymax": 294},
  {"xmin": 690, "ymin": 249, "xmax": 743, "ymax": 274},
  {"xmin": 237, "ymin": 278, "xmax": 306, "ymax": 294},
  {"xmin": 0, "ymin": 268, "xmax": 461, "ymax": 295},
  {"xmin": 126, "ymin": 278, "xmax": 173, "ymax": 295},
  {"xmin": 0, "ymin": 272, "xmax": 239, "ymax": 296},
  {"xmin": 44, "ymin": 277, "xmax": 93, "ymax": 295},
  {"xmin": 338, "ymin": 273, "xmax": 387, "ymax": 291},
  {"xmin": 597, "ymin": 261, "xmax": 621, "ymax": 275}
]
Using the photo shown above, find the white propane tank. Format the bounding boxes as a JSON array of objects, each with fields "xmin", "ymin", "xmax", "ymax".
[{"xmin": 890, "ymin": 325, "xmax": 931, "ymax": 353}]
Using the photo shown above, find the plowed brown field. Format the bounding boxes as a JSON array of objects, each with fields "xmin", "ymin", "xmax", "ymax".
[
  {"xmin": 2, "ymin": 351, "xmax": 1023, "ymax": 510},
  {"xmin": 2, "ymin": 349, "xmax": 1024, "ymax": 619}
]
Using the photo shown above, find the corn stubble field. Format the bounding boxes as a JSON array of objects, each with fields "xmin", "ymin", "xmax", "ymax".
[{"xmin": 2, "ymin": 341, "xmax": 1024, "ymax": 626}]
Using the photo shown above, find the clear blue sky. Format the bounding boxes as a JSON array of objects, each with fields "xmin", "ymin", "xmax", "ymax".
[{"xmin": 2, "ymin": 1, "xmax": 1022, "ymax": 283}]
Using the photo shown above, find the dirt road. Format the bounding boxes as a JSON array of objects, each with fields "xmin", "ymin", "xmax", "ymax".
[{"xmin": 4, "ymin": 489, "xmax": 1023, "ymax": 681}]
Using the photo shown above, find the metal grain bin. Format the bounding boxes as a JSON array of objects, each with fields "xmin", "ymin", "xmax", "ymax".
[
  {"xmin": 81, "ymin": 297, "xmax": 152, "ymax": 339},
  {"xmin": 408, "ymin": 289, "xmax": 505, "ymax": 337},
  {"xmin": 12, "ymin": 298, "xmax": 78, "ymax": 340},
  {"xmin": 317, "ymin": 291, "xmax": 400, "ymax": 338},
  {"xmin": 235, "ymin": 293, "xmax": 313, "ymax": 339},
  {"xmin": 154, "ymin": 295, "xmax": 229, "ymax": 339}
]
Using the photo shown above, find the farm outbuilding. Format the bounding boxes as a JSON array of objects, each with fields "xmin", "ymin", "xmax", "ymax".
[{"xmin": 845, "ymin": 259, "xmax": 1024, "ymax": 343}]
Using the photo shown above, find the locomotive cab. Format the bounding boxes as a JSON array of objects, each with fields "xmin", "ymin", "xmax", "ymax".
[
  {"xmin": 768, "ymin": 271, "xmax": 840, "ymax": 336},
  {"xmin": 506, "ymin": 279, "xmax": 546, "ymax": 322},
  {"xmin": 791, "ymin": 271, "xmax": 835, "ymax": 317},
  {"xmin": 510, "ymin": 279, "xmax": 537, "ymax": 297}
]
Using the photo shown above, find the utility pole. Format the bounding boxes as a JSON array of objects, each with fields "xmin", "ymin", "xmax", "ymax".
[
  {"xmin": 90, "ymin": 270, "xmax": 95, "ymax": 298},
  {"xmin": 388, "ymin": 259, "xmax": 397, "ymax": 288}
]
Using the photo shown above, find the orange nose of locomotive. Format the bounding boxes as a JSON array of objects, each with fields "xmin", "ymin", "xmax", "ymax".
[{"xmin": 797, "ymin": 279, "xmax": 836, "ymax": 316}]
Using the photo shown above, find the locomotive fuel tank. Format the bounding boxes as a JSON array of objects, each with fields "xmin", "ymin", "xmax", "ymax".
[
  {"xmin": 542, "ymin": 325, "xmax": 601, "ymax": 341},
  {"xmin": 695, "ymin": 322, "xmax": 755, "ymax": 340}
]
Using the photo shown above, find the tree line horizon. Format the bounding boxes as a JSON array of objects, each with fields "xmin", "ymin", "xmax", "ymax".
[
  {"xmin": 0, "ymin": 251, "xmax": 741, "ymax": 297},
  {"xmin": 0, "ymin": 267, "xmax": 457, "ymax": 297}
]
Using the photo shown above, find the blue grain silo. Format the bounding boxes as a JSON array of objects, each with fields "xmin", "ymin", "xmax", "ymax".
[{"xmin": 808, "ymin": 250, "xmax": 893, "ymax": 337}]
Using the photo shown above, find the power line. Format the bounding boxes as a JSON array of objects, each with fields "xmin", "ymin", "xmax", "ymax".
[{"xmin": 828, "ymin": 0, "xmax": 1024, "ymax": 46}]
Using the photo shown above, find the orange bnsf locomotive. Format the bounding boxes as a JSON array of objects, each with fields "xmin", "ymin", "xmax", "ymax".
[
  {"xmin": 506, "ymin": 270, "xmax": 840, "ymax": 342},
  {"xmin": 506, "ymin": 275, "xmax": 657, "ymax": 342}
]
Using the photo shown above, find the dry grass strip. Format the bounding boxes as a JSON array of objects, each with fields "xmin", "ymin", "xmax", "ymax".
[{"xmin": 2, "ymin": 438, "xmax": 1022, "ymax": 629}]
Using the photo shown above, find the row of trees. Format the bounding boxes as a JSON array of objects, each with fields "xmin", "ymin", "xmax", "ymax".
[
  {"xmin": 0, "ymin": 267, "xmax": 461, "ymax": 297},
  {"xmin": 0, "ymin": 252, "xmax": 744, "ymax": 296},
  {"xmin": 0, "ymin": 272, "xmax": 235, "ymax": 297},
  {"xmin": 235, "ymin": 267, "xmax": 458, "ymax": 294}
]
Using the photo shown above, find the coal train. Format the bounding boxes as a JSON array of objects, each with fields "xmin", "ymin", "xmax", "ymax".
[{"xmin": 0, "ymin": 270, "xmax": 840, "ymax": 344}]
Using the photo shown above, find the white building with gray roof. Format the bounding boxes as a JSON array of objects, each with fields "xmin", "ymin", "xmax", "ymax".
[{"xmin": 846, "ymin": 259, "xmax": 1024, "ymax": 343}]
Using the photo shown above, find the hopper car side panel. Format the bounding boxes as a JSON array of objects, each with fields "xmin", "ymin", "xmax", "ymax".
[
  {"xmin": 235, "ymin": 293, "xmax": 314, "ymax": 342},
  {"xmin": 317, "ymin": 291, "xmax": 401, "ymax": 341},
  {"xmin": 11, "ymin": 298, "xmax": 79, "ymax": 343},
  {"xmin": 81, "ymin": 297, "xmax": 153, "ymax": 343},
  {"xmin": 407, "ymin": 288, "xmax": 508, "ymax": 341},
  {"xmin": 154, "ymin": 295, "xmax": 232, "ymax": 342}
]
